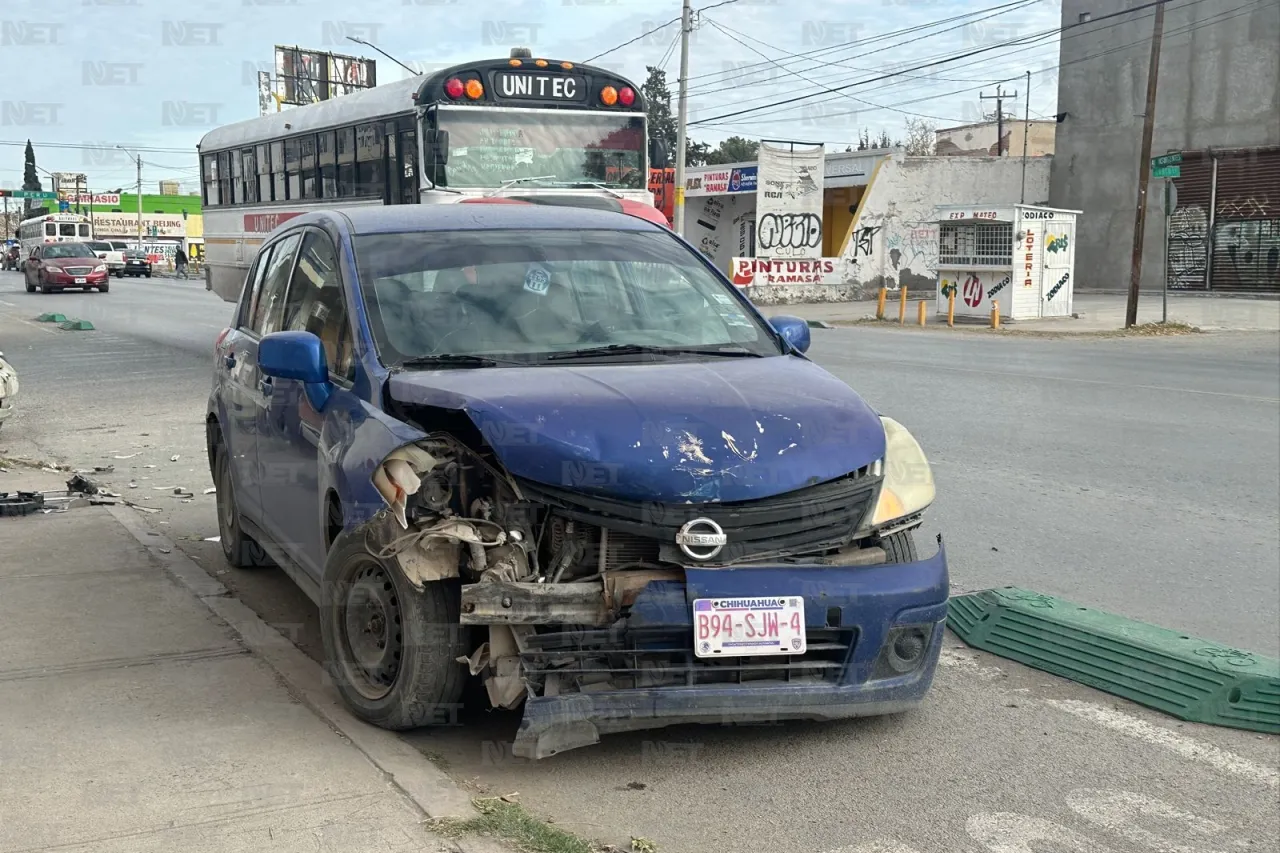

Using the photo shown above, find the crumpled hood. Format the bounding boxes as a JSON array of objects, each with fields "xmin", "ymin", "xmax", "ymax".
[{"xmin": 386, "ymin": 355, "xmax": 886, "ymax": 503}]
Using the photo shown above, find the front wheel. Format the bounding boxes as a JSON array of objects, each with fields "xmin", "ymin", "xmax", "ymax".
[
  {"xmin": 879, "ymin": 530, "xmax": 919, "ymax": 564},
  {"xmin": 98, "ymin": 283, "xmax": 109, "ymax": 293},
  {"xmin": 321, "ymin": 530, "xmax": 469, "ymax": 730}
]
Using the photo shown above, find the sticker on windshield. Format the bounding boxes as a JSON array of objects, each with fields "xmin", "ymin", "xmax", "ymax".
[
  {"xmin": 524, "ymin": 265, "xmax": 551, "ymax": 295},
  {"xmin": 711, "ymin": 293, "xmax": 734, "ymax": 305}
]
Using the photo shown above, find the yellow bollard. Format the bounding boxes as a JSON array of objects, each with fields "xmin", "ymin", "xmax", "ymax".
[
  {"xmin": 898, "ymin": 287, "xmax": 908, "ymax": 325},
  {"xmin": 991, "ymin": 299, "xmax": 1001, "ymax": 330},
  {"xmin": 918, "ymin": 299, "xmax": 927, "ymax": 327},
  {"xmin": 947, "ymin": 290, "xmax": 955, "ymax": 327},
  {"xmin": 876, "ymin": 286, "xmax": 887, "ymax": 320}
]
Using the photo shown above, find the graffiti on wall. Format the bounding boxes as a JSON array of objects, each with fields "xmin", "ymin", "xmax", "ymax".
[
  {"xmin": 883, "ymin": 223, "xmax": 938, "ymax": 289},
  {"xmin": 853, "ymin": 225, "xmax": 880, "ymax": 257},
  {"xmin": 1213, "ymin": 218, "xmax": 1280, "ymax": 290},
  {"xmin": 1167, "ymin": 206, "xmax": 1208, "ymax": 290}
]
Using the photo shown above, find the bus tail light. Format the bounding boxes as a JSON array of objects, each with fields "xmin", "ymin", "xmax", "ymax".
[
  {"xmin": 444, "ymin": 78, "xmax": 464, "ymax": 99},
  {"xmin": 465, "ymin": 79, "xmax": 484, "ymax": 99},
  {"xmin": 619, "ymin": 86, "xmax": 635, "ymax": 106},
  {"xmin": 600, "ymin": 86, "xmax": 618, "ymax": 106}
]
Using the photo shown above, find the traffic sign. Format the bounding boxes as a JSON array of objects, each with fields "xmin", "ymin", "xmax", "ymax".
[
  {"xmin": 0, "ymin": 190, "xmax": 57, "ymax": 200},
  {"xmin": 1151, "ymin": 152, "xmax": 1182, "ymax": 169},
  {"xmin": 1152, "ymin": 165, "xmax": 1180, "ymax": 179}
]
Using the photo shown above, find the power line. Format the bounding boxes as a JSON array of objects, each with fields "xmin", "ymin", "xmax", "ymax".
[
  {"xmin": 0, "ymin": 139, "xmax": 194, "ymax": 155},
  {"xmin": 688, "ymin": 0, "xmax": 1175, "ymax": 127},
  {"xmin": 584, "ymin": 17, "xmax": 680, "ymax": 63},
  {"xmin": 694, "ymin": 0, "xmax": 1259, "ymax": 136},
  {"xmin": 684, "ymin": 0, "xmax": 1039, "ymax": 89},
  {"xmin": 704, "ymin": 20, "xmax": 966, "ymax": 125}
]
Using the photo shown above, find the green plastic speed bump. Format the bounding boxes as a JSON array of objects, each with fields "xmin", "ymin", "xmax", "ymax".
[
  {"xmin": 948, "ymin": 587, "xmax": 1280, "ymax": 734},
  {"xmin": 34, "ymin": 313, "xmax": 68, "ymax": 323},
  {"xmin": 57, "ymin": 319, "xmax": 95, "ymax": 331}
]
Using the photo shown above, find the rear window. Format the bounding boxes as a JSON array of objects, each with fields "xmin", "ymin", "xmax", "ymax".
[
  {"xmin": 125, "ymin": 251, "xmax": 148, "ymax": 259},
  {"xmin": 86, "ymin": 242, "xmax": 111, "ymax": 251}
]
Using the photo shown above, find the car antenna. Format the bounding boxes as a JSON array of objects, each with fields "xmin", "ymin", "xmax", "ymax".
[{"xmin": 345, "ymin": 36, "xmax": 417, "ymax": 76}]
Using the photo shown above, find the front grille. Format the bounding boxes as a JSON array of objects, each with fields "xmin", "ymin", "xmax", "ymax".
[
  {"xmin": 520, "ymin": 471, "xmax": 881, "ymax": 566},
  {"xmin": 64, "ymin": 266, "xmax": 93, "ymax": 275},
  {"xmin": 523, "ymin": 625, "xmax": 856, "ymax": 689}
]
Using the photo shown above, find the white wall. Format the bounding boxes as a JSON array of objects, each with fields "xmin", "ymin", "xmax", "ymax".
[{"xmin": 842, "ymin": 154, "xmax": 1052, "ymax": 294}]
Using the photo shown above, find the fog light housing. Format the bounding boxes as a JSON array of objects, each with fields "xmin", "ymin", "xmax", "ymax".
[{"xmin": 873, "ymin": 624, "xmax": 933, "ymax": 679}]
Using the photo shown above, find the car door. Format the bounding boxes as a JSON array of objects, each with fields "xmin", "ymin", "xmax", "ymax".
[
  {"xmin": 25, "ymin": 248, "xmax": 42, "ymax": 286},
  {"xmin": 220, "ymin": 232, "xmax": 302, "ymax": 530},
  {"xmin": 257, "ymin": 228, "xmax": 356, "ymax": 575}
]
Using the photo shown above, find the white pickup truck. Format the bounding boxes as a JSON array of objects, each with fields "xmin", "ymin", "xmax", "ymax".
[{"xmin": 84, "ymin": 240, "xmax": 131, "ymax": 277}]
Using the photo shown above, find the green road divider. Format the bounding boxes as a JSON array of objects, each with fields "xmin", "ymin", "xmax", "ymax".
[
  {"xmin": 57, "ymin": 320, "xmax": 95, "ymax": 331},
  {"xmin": 34, "ymin": 313, "xmax": 68, "ymax": 323},
  {"xmin": 948, "ymin": 587, "xmax": 1280, "ymax": 734}
]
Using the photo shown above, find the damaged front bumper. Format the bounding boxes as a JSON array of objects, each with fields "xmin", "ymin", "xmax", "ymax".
[{"xmin": 467, "ymin": 539, "xmax": 949, "ymax": 759}]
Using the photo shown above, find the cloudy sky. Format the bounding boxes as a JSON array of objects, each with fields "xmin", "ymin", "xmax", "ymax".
[{"xmin": 0, "ymin": 0, "xmax": 1064, "ymax": 195}]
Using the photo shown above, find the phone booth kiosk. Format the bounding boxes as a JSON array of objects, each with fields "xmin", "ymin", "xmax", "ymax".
[{"xmin": 934, "ymin": 204, "xmax": 1080, "ymax": 321}]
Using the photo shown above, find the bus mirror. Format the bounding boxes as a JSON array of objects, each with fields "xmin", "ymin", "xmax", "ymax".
[{"xmin": 649, "ymin": 139, "xmax": 669, "ymax": 169}]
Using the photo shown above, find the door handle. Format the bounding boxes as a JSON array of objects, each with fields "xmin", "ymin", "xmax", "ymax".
[
  {"xmin": 223, "ymin": 352, "xmax": 236, "ymax": 369},
  {"xmin": 259, "ymin": 377, "xmax": 273, "ymax": 396}
]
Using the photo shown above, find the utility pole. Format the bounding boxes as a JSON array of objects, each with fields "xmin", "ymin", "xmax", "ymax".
[
  {"xmin": 1020, "ymin": 69, "xmax": 1030, "ymax": 202},
  {"xmin": 135, "ymin": 154, "xmax": 143, "ymax": 249},
  {"xmin": 980, "ymin": 85, "xmax": 1016, "ymax": 156},
  {"xmin": 672, "ymin": 0, "xmax": 692, "ymax": 235},
  {"xmin": 1125, "ymin": 0, "xmax": 1166, "ymax": 328}
]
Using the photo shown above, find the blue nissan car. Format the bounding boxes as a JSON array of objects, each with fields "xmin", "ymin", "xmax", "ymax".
[{"xmin": 207, "ymin": 204, "xmax": 948, "ymax": 758}]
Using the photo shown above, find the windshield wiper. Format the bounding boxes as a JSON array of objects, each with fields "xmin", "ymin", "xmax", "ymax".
[
  {"xmin": 397, "ymin": 354, "xmax": 521, "ymax": 368},
  {"xmin": 484, "ymin": 176, "xmax": 559, "ymax": 197},
  {"xmin": 545, "ymin": 343, "xmax": 763, "ymax": 361}
]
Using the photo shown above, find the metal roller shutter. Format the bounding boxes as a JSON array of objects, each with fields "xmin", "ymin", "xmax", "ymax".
[
  {"xmin": 1210, "ymin": 148, "xmax": 1280, "ymax": 294},
  {"xmin": 1167, "ymin": 151, "xmax": 1213, "ymax": 290}
]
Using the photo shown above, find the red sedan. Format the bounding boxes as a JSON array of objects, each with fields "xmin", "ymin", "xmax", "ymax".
[{"xmin": 24, "ymin": 243, "xmax": 110, "ymax": 293}]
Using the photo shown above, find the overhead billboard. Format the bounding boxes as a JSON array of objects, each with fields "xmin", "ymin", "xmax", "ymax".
[{"xmin": 274, "ymin": 45, "xmax": 376, "ymax": 106}]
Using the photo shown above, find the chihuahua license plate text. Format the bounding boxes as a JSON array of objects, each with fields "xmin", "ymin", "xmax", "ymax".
[{"xmin": 693, "ymin": 597, "xmax": 806, "ymax": 658}]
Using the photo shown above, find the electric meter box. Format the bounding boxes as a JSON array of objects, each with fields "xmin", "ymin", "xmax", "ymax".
[{"xmin": 933, "ymin": 204, "xmax": 1080, "ymax": 321}]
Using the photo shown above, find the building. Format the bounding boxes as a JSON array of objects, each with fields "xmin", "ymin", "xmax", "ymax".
[
  {"xmin": 58, "ymin": 191, "xmax": 205, "ymax": 262},
  {"xmin": 1050, "ymin": 0, "xmax": 1280, "ymax": 294},
  {"xmin": 936, "ymin": 120, "xmax": 1057, "ymax": 158}
]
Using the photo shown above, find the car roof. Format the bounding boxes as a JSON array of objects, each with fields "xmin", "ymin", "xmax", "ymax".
[{"xmin": 329, "ymin": 203, "xmax": 664, "ymax": 236}]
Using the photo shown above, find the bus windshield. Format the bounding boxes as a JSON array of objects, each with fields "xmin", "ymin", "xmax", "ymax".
[{"xmin": 434, "ymin": 107, "xmax": 645, "ymax": 191}]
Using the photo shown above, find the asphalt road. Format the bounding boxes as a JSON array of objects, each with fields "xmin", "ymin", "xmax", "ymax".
[{"xmin": 1, "ymin": 270, "xmax": 1277, "ymax": 853}]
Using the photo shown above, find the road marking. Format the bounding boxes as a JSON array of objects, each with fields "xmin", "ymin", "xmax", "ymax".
[
  {"xmin": 821, "ymin": 353, "xmax": 1280, "ymax": 404},
  {"xmin": 966, "ymin": 812, "xmax": 1115, "ymax": 853},
  {"xmin": 1065, "ymin": 789, "xmax": 1233, "ymax": 853},
  {"xmin": 0, "ymin": 300, "xmax": 15, "ymax": 307},
  {"xmin": 1046, "ymin": 699, "xmax": 1279, "ymax": 790}
]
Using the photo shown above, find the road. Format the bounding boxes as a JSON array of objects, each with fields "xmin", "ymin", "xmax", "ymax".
[{"xmin": 1, "ymin": 269, "xmax": 1277, "ymax": 853}]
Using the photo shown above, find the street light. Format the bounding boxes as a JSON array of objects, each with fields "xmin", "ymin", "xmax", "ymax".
[{"xmin": 116, "ymin": 146, "xmax": 143, "ymax": 249}]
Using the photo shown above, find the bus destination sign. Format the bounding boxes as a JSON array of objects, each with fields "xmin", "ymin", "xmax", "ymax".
[{"xmin": 493, "ymin": 71, "xmax": 588, "ymax": 102}]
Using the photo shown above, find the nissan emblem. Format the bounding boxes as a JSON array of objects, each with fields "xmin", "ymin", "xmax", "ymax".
[{"xmin": 676, "ymin": 517, "xmax": 727, "ymax": 561}]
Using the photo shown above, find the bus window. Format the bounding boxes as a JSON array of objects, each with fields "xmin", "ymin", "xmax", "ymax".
[
  {"xmin": 271, "ymin": 141, "xmax": 285, "ymax": 201},
  {"xmin": 218, "ymin": 151, "xmax": 232, "ymax": 205},
  {"xmin": 44, "ymin": 223, "xmax": 56, "ymax": 237},
  {"xmin": 60, "ymin": 223, "xmax": 77, "ymax": 237},
  {"xmin": 301, "ymin": 135, "xmax": 317, "ymax": 199},
  {"xmin": 232, "ymin": 148, "xmax": 245, "ymax": 204},
  {"xmin": 356, "ymin": 123, "xmax": 384, "ymax": 197},
  {"xmin": 400, "ymin": 129, "xmax": 418, "ymax": 205},
  {"xmin": 285, "ymin": 139, "xmax": 300, "ymax": 200},
  {"xmin": 78, "ymin": 224, "xmax": 91, "ymax": 237},
  {"xmin": 337, "ymin": 127, "xmax": 355, "ymax": 196},
  {"xmin": 319, "ymin": 131, "xmax": 336, "ymax": 198},
  {"xmin": 203, "ymin": 154, "xmax": 220, "ymax": 206},
  {"xmin": 256, "ymin": 144, "xmax": 271, "ymax": 202}
]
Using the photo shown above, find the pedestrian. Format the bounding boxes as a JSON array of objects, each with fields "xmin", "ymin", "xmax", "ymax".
[{"xmin": 174, "ymin": 248, "xmax": 188, "ymax": 279}]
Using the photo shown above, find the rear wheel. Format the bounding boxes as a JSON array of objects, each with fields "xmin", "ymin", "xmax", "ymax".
[
  {"xmin": 321, "ymin": 530, "xmax": 469, "ymax": 730},
  {"xmin": 212, "ymin": 432, "xmax": 272, "ymax": 569}
]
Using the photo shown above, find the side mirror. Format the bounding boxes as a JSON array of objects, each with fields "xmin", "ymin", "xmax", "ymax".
[
  {"xmin": 258, "ymin": 331, "xmax": 333, "ymax": 411},
  {"xmin": 649, "ymin": 138, "xmax": 670, "ymax": 170},
  {"xmin": 769, "ymin": 315, "xmax": 811, "ymax": 354}
]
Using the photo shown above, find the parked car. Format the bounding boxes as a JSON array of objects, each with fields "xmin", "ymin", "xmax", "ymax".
[
  {"xmin": 122, "ymin": 250, "xmax": 152, "ymax": 277},
  {"xmin": 206, "ymin": 205, "xmax": 945, "ymax": 759},
  {"xmin": 24, "ymin": 242, "xmax": 109, "ymax": 293},
  {"xmin": 84, "ymin": 240, "xmax": 127, "ymax": 276}
]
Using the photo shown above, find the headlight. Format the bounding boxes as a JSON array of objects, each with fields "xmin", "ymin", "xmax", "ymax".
[
  {"xmin": 863, "ymin": 416, "xmax": 935, "ymax": 530},
  {"xmin": 94, "ymin": 264, "xmax": 106, "ymax": 273}
]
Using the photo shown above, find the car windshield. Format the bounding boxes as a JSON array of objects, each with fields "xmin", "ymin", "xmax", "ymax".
[
  {"xmin": 43, "ymin": 244, "xmax": 97, "ymax": 259},
  {"xmin": 85, "ymin": 241, "xmax": 111, "ymax": 251},
  {"xmin": 353, "ymin": 228, "xmax": 782, "ymax": 366},
  {"xmin": 434, "ymin": 108, "xmax": 646, "ymax": 190}
]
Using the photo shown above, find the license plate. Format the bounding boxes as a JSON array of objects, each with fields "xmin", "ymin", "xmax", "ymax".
[
  {"xmin": 693, "ymin": 597, "xmax": 806, "ymax": 658},
  {"xmin": 74, "ymin": 277, "xmax": 86, "ymax": 284}
]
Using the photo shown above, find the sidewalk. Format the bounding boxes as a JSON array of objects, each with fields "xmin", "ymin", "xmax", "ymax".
[
  {"xmin": 0, "ymin": 473, "xmax": 475, "ymax": 852},
  {"xmin": 779, "ymin": 292, "xmax": 1280, "ymax": 333}
]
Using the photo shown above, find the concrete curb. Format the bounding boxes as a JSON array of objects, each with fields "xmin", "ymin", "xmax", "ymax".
[{"xmin": 106, "ymin": 505, "xmax": 479, "ymax": 823}]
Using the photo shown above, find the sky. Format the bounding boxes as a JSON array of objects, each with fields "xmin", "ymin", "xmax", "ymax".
[{"xmin": 0, "ymin": 0, "xmax": 1064, "ymax": 196}]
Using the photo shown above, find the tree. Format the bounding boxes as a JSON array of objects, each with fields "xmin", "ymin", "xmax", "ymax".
[
  {"xmin": 22, "ymin": 139, "xmax": 42, "ymax": 216},
  {"xmin": 641, "ymin": 67, "xmax": 677, "ymax": 163},
  {"xmin": 703, "ymin": 136, "xmax": 758, "ymax": 166},
  {"xmin": 876, "ymin": 129, "xmax": 896, "ymax": 149},
  {"xmin": 903, "ymin": 117, "xmax": 936, "ymax": 156},
  {"xmin": 685, "ymin": 140, "xmax": 710, "ymax": 167}
]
